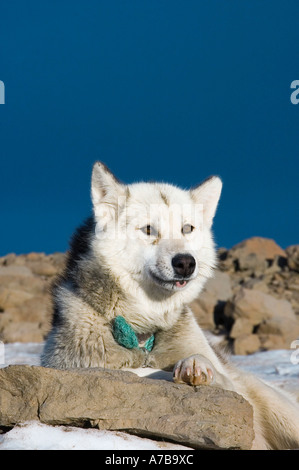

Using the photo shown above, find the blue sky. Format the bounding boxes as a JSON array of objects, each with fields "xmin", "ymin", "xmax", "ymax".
[{"xmin": 1, "ymin": 0, "xmax": 299, "ymax": 255}]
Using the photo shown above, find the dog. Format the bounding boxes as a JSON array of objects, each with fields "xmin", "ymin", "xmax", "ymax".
[{"xmin": 41, "ymin": 161, "xmax": 299, "ymax": 449}]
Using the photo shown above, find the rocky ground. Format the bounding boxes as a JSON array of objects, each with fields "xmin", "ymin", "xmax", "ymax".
[
  {"xmin": 0, "ymin": 237, "xmax": 299, "ymax": 355},
  {"xmin": 190, "ymin": 237, "xmax": 299, "ymax": 354},
  {"xmin": 0, "ymin": 252, "xmax": 65, "ymax": 343}
]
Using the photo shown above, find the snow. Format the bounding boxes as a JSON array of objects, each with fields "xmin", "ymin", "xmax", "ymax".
[
  {"xmin": 232, "ymin": 349, "xmax": 299, "ymax": 397},
  {"xmin": 0, "ymin": 422, "xmax": 189, "ymax": 450},
  {"xmin": 0, "ymin": 341, "xmax": 298, "ymax": 450},
  {"xmin": 1, "ymin": 342, "xmax": 42, "ymax": 367}
]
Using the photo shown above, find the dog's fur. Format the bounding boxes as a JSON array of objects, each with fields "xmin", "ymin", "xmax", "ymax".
[{"xmin": 41, "ymin": 162, "xmax": 299, "ymax": 449}]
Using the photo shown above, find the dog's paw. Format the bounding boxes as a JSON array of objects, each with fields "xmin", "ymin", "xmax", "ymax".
[{"xmin": 173, "ymin": 354, "xmax": 215, "ymax": 386}]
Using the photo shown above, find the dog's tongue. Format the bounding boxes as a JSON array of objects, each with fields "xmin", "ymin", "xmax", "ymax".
[{"xmin": 176, "ymin": 280, "xmax": 187, "ymax": 288}]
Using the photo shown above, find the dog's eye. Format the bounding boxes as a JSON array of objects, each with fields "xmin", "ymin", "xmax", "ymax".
[
  {"xmin": 182, "ymin": 224, "xmax": 195, "ymax": 235},
  {"xmin": 140, "ymin": 225, "xmax": 158, "ymax": 237}
]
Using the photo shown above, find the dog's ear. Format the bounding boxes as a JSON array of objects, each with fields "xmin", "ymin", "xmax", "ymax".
[
  {"xmin": 190, "ymin": 176, "xmax": 222, "ymax": 228},
  {"xmin": 91, "ymin": 161, "xmax": 124, "ymax": 207}
]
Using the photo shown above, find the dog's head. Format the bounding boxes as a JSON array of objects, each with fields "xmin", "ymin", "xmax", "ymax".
[{"xmin": 91, "ymin": 162, "xmax": 222, "ymax": 300}]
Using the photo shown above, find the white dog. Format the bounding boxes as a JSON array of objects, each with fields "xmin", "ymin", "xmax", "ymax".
[{"xmin": 41, "ymin": 162, "xmax": 299, "ymax": 449}]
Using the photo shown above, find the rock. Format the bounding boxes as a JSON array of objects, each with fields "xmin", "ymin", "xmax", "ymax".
[
  {"xmin": 0, "ymin": 253, "xmax": 60, "ymax": 343},
  {"xmin": 0, "ymin": 287, "xmax": 33, "ymax": 310},
  {"xmin": 0, "ymin": 285, "xmax": 51, "ymax": 342},
  {"xmin": 0, "ymin": 275, "xmax": 48, "ymax": 296},
  {"xmin": 217, "ymin": 247, "xmax": 235, "ymax": 272},
  {"xmin": 28, "ymin": 261, "xmax": 58, "ymax": 277},
  {"xmin": 0, "ymin": 322, "xmax": 45, "ymax": 343},
  {"xmin": 0, "ymin": 312, "xmax": 15, "ymax": 333},
  {"xmin": 225, "ymin": 288, "xmax": 299, "ymax": 352},
  {"xmin": 239, "ymin": 253, "xmax": 268, "ymax": 272},
  {"xmin": 0, "ymin": 266, "xmax": 33, "ymax": 277},
  {"xmin": 257, "ymin": 317, "xmax": 299, "ymax": 346},
  {"xmin": 231, "ymin": 237, "xmax": 286, "ymax": 260},
  {"xmin": 258, "ymin": 334, "xmax": 285, "ymax": 350},
  {"xmin": 229, "ymin": 237, "xmax": 286, "ymax": 272},
  {"xmin": 265, "ymin": 255, "xmax": 288, "ymax": 274},
  {"xmin": 48, "ymin": 253, "xmax": 66, "ymax": 271},
  {"xmin": 243, "ymin": 277, "xmax": 270, "ymax": 294},
  {"xmin": 204, "ymin": 271, "xmax": 233, "ymax": 300},
  {"xmin": 15, "ymin": 296, "xmax": 50, "ymax": 323},
  {"xmin": 225, "ymin": 288, "xmax": 296, "ymax": 325},
  {"xmin": 230, "ymin": 318, "xmax": 253, "ymax": 339},
  {"xmin": 286, "ymin": 245, "xmax": 299, "ymax": 272},
  {"xmin": 234, "ymin": 334, "xmax": 261, "ymax": 355},
  {"xmin": 0, "ymin": 253, "xmax": 17, "ymax": 266},
  {"xmin": 189, "ymin": 300, "xmax": 214, "ymax": 330},
  {"xmin": 26, "ymin": 253, "xmax": 46, "ymax": 261},
  {"xmin": 190, "ymin": 271, "xmax": 232, "ymax": 330},
  {"xmin": 0, "ymin": 365, "xmax": 254, "ymax": 450}
]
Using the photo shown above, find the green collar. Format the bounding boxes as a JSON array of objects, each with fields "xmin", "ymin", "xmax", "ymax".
[{"xmin": 112, "ymin": 316, "xmax": 155, "ymax": 352}]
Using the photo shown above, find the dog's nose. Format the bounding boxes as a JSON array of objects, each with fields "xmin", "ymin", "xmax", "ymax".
[{"xmin": 172, "ymin": 254, "xmax": 196, "ymax": 277}]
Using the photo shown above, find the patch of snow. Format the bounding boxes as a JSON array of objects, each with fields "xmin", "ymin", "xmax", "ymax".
[
  {"xmin": 231, "ymin": 349, "xmax": 299, "ymax": 397},
  {"xmin": 0, "ymin": 422, "xmax": 190, "ymax": 450},
  {"xmin": 0, "ymin": 342, "xmax": 43, "ymax": 367}
]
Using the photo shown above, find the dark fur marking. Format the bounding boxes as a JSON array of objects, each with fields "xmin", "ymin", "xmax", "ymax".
[
  {"xmin": 50, "ymin": 216, "xmax": 95, "ymax": 327},
  {"xmin": 160, "ymin": 191, "xmax": 169, "ymax": 206}
]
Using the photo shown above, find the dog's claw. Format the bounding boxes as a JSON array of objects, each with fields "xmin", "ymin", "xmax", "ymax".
[{"xmin": 173, "ymin": 354, "xmax": 215, "ymax": 386}]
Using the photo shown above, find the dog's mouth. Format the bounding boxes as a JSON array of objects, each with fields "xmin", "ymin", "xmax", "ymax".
[{"xmin": 148, "ymin": 270, "xmax": 190, "ymax": 290}]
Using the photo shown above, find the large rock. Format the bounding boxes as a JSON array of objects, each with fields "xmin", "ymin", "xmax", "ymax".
[
  {"xmin": 229, "ymin": 237, "xmax": 286, "ymax": 272},
  {"xmin": 190, "ymin": 271, "xmax": 232, "ymax": 330},
  {"xmin": 225, "ymin": 288, "xmax": 299, "ymax": 351},
  {"xmin": 0, "ymin": 365, "xmax": 254, "ymax": 450},
  {"xmin": 230, "ymin": 318, "xmax": 253, "ymax": 339},
  {"xmin": 29, "ymin": 261, "xmax": 58, "ymax": 277},
  {"xmin": 234, "ymin": 334, "xmax": 261, "ymax": 355},
  {"xmin": 0, "ymin": 253, "xmax": 62, "ymax": 343},
  {"xmin": 0, "ymin": 287, "xmax": 34, "ymax": 310},
  {"xmin": 225, "ymin": 288, "xmax": 296, "ymax": 325},
  {"xmin": 0, "ymin": 266, "xmax": 33, "ymax": 277},
  {"xmin": 0, "ymin": 320, "xmax": 45, "ymax": 343}
]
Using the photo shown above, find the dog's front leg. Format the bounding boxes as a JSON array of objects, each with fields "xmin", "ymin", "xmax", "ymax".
[
  {"xmin": 105, "ymin": 344, "xmax": 148, "ymax": 369},
  {"xmin": 146, "ymin": 308, "xmax": 235, "ymax": 391}
]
